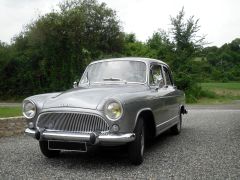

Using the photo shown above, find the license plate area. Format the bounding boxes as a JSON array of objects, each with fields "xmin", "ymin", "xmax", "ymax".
[{"xmin": 48, "ymin": 140, "xmax": 87, "ymax": 152}]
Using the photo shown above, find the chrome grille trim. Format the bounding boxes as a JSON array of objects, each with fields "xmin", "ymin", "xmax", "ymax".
[{"xmin": 36, "ymin": 112, "xmax": 109, "ymax": 133}]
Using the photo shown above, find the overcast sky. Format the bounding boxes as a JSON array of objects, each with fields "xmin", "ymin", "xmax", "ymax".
[{"xmin": 0, "ymin": 0, "xmax": 239, "ymax": 47}]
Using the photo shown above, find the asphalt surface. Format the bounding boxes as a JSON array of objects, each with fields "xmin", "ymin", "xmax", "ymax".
[{"xmin": 0, "ymin": 107, "xmax": 240, "ymax": 179}]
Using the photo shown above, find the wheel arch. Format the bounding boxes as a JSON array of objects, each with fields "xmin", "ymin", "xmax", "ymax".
[
  {"xmin": 135, "ymin": 108, "xmax": 156, "ymax": 139},
  {"xmin": 180, "ymin": 104, "xmax": 187, "ymax": 114}
]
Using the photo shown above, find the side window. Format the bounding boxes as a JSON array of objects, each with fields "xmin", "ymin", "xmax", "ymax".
[
  {"xmin": 150, "ymin": 65, "xmax": 164, "ymax": 87},
  {"xmin": 163, "ymin": 66, "xmax": 173, "ymax": 86}
]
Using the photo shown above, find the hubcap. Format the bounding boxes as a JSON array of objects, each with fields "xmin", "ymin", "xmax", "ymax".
[{"xmin": 140, "ymin": 127, "xmax": 144, "ymax": 156}]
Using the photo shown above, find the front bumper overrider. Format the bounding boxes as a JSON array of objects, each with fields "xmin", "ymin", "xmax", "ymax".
[{"xmin": 25, "ymin": 128, "xmax": 135, "ymax": 145}]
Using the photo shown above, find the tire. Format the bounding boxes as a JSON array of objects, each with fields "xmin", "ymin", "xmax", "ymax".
[
  {"xmin": 128, "ymin": 117, "xmax": 145, "ymax": 165},
  {"xmin": 170, "ymin": 112, "xmax": 182, "ymax": 135},
  {"xmin": 39, "ymin": 141, "xmax": 60, "ymax": 158}
]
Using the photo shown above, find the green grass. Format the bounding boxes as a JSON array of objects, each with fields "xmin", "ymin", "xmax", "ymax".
[
  {"xmin": 201, "ymin": 82, "xmax": 240, "ymax": 90},
  {"xmin": 0, "ymin": 107, "xmax": 22, "ymax": 118},
  {"xmin": 197, "ymin": 82, "xmax": 240, "ymax": 104}
]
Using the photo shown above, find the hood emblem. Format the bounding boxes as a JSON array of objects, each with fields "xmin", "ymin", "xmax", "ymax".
[{"xmin": 59, "ymin": 103, "xmax": 72, "ymax": 107}]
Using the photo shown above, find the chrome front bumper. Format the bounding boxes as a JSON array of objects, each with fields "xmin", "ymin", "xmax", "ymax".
[{"xmin": 25, "ymin": 128, "xmax": 135, "ymax": 144}]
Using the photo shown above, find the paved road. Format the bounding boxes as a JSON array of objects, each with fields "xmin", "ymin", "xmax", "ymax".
[{"xmin": 0, "ymin": 108, "xmax": 240, "ymax": 179}]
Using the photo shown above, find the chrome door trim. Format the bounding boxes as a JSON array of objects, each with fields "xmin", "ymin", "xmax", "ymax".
[{"xmin": 156, "ymin": 115, "xmax": 179, "ymax": 128}]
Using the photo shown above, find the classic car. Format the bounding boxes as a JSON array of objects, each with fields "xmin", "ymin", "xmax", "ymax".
[{"xmin": 24, "ymin": 57, "xmax": 187, "ymax": 165}]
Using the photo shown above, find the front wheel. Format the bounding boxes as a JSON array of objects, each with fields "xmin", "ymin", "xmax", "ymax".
[
  {"xmin": 170, "ymin": 113, "xmax": 182, "ymax": 135},
  {"xmin": 128, "ymin": 117, "xmax": 145, "ymax": 165},
  {"xmin": 39, "ymin": 141, "xmax": 60, "ymax": 158}
]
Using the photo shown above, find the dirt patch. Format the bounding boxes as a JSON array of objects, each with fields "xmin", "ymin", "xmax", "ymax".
[{"xmin": 0, "ymin": 116, "xmax": 27, "ymax": 138}]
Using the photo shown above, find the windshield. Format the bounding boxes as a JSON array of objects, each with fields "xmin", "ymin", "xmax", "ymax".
[{"xmin": 80, "ymin": 60, "xmax": 147, "ymax": 84}]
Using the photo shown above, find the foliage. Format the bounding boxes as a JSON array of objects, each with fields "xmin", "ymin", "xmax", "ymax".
[
  {"xmin": 203, "ymin": 38, "xmax": 240, "ymax": 82},
  {"xmin": 201, "ymin": 82, "xmax": 240, "ymax": 91},
  {"xmin": 196, "ymin": 82, "xmax": 240, "ymax": 104},
  {"xmin": 0, "ymin": 0, "xmax": 124, "ymax": 99},
  {"xmin": 0, "ymin": 2, "xmax": 240, "ymax": 103}
]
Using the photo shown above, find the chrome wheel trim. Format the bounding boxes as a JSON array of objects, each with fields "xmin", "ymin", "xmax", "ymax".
[{"xmin": 140, "ymin": 127, "xmax": 144, "ymax": 156}]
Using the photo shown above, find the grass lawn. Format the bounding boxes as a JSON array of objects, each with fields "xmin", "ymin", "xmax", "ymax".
[
  {"xmin": 198, "ymin": 82, "xmax": 240, "ymax": 104},
  {"xmin": 0, "ymin": 107, "xmax": 22, "ymax": 118},
  {"xmin": 201, "ymin": 82, "xmax": 240, "ymax": 90}
]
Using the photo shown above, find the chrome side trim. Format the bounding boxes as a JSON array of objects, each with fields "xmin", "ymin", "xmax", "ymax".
[{"xmin": 156, "ymin": 115, "xmax": 179, "ymax": 128}]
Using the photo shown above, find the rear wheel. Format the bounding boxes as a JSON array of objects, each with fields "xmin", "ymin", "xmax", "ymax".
[
  {"xmin": 128, "ymin": 117, "xmax": 145, "ymax": 165},
  {"xmin": 170, "ymin": 113, "xmax": 182, "ymax": 135},
  {"xmin": 39, "ymin": 141, "xmax": 60, "ymax": 158}
]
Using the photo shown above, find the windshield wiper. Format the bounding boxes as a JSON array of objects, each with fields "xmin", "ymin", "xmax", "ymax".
[{"xmin": 103, "ymin": 77, "xmax": 122, "ymax": 81}]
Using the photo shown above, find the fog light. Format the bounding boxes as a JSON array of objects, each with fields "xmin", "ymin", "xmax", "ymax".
[
  {"xmin": 111, "ymin": 124, "xmax": 119, "ymax": 132},
  {"xmin": 28, "ymin": 122, "xmax": 34, "ymax": 129}
]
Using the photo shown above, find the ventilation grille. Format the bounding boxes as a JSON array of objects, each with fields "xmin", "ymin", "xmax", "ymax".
[{"xmin": 37, "ymin": 112, "xmax": 109, "ymax": 133}]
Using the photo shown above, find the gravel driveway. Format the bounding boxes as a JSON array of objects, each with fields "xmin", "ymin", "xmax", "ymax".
[{"xmin": 0, "ymin": 107, "xmax": 240, "ymax": 179}]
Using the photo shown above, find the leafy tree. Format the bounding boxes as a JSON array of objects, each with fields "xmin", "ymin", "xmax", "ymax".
[
  {"xmin": 146, "ymin": 30, "xmax": 174, "ymax": 62},
  {"xmin": 168, "ymin": 8, "xmax": 207, "ymax": 102},
  {"xmin": 0, "ymin": 0, "xmax": 124, "ymax": 99},
  {"xmin": 122, "ymin": 33, "xmax": 150, "ymax": 57},
  {"xmin": 170, "ymin": 7, "xmax": 205, "ymax": 56},
  {"xmin": 0, "ymin": 2, "xmax": 240, "ymax": 101}
]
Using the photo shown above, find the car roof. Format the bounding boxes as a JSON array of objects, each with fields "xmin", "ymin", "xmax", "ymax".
[{"xmin": 89, "ymin": 57, "xmax": 169, "ymax": 67}]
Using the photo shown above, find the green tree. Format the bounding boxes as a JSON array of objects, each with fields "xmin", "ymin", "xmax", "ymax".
[
  {"xmin": 147, "ymin": 30, "xmax": 174, "ymax": 62},
  {"xmin": 169, "ymin": 8, "xmax": 206, "ymax": 102},
  {"xmin": 0, "ymin": 0, "xmax": 124, "ymax": 99}
]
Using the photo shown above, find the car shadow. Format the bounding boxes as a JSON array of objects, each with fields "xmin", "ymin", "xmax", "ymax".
[{"xmin": 45, "ymin": 129, "xmax": 179, "ymax": 167}]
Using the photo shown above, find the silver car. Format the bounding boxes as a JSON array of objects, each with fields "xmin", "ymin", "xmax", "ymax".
[{"xmin": 24, "ymin": 57, "xmax": 187, "ymax": 165}]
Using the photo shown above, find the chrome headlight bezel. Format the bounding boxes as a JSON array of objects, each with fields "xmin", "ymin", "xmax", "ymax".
[
  {"xmin": 104, "ymin": 99, "xmax": 123, "ymax": 121},
  {"xmin": 22, "ymin": 100, "xmax": 37, "ymax": 119}
]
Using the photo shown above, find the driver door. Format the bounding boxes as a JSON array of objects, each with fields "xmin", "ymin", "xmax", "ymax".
[{"xmin": 149, "ymin": 63, "xmax": 168, "ymax": 129}]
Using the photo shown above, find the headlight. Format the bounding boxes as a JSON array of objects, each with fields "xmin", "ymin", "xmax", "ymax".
[
  {"xmin": 104, "ymin": 100, "xmax": 123, "ymax": 121},
  {"xmin": 23, "ymin": 100, "xmax": 36, "ymax": 119}
]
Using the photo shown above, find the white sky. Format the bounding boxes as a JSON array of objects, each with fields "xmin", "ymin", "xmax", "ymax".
[{"xmin": 0, "ymin": 0, "xmax": 239, "ymax": 47}]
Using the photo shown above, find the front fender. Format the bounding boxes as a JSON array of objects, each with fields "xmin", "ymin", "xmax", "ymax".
[{"xmin": 23, "ymin": 92, "xmax": 61, "ymax": 126}]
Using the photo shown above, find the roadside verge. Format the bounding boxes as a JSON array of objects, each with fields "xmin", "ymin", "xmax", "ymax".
[{"xmin": 0, "ymin": 116, "xmax": 26, "ymax": 138}]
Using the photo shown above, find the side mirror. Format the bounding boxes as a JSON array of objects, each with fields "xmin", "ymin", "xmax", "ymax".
[{"xmin": 73, "ymin": 81, "xmax": 78, "ymax": 88}]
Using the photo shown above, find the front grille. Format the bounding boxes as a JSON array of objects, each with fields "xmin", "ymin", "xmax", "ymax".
[{"xmin": 37, "ymin": 112, "xmax": 109, "ymax": 133}]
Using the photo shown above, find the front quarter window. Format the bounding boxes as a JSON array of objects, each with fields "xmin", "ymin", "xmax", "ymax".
[
  {"xmin": 149, "ymin": 65, "xmax": 164, "ymax": 87},
  {"xmin": 163, "ymin": 66, "xmax": 173, "ymax": 86}
]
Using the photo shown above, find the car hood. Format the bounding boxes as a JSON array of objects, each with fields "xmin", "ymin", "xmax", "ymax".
[{"xmin": 42, "ymin": 85, "xmax": 147, "ymax": 110}]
